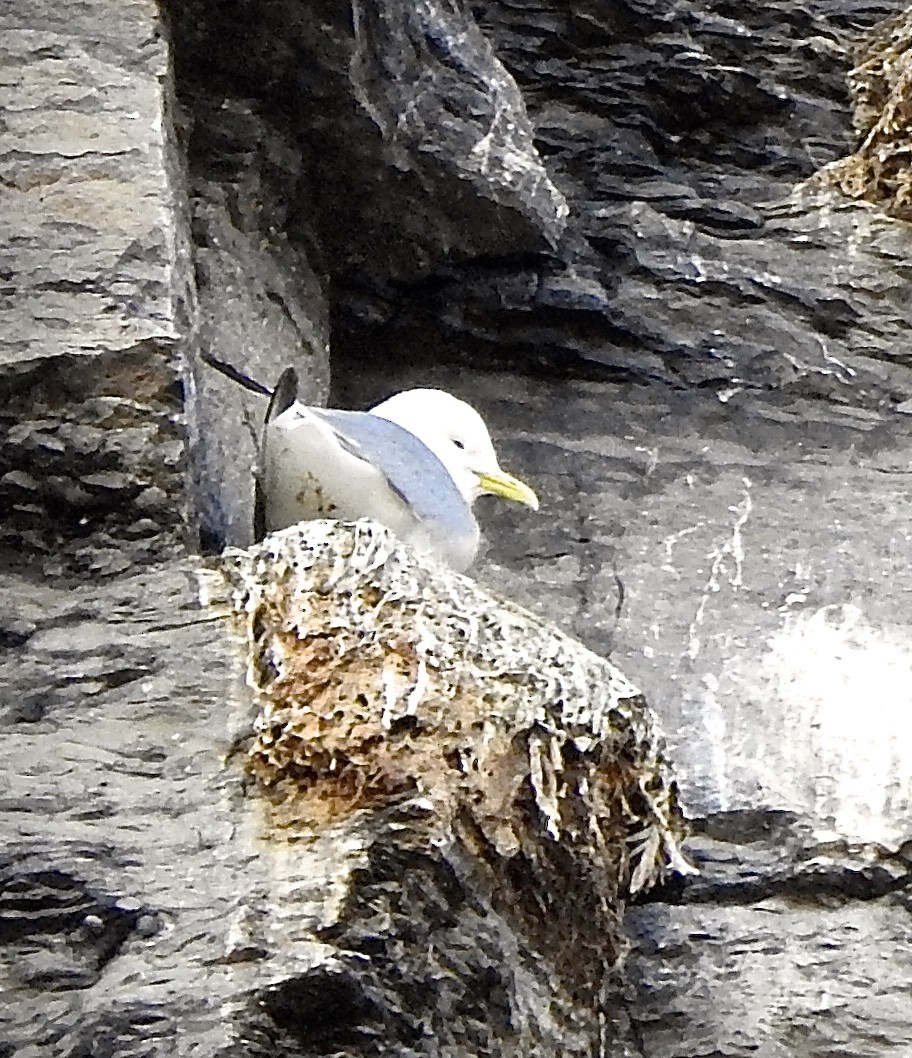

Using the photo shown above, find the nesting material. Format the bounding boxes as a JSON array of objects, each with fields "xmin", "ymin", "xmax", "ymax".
[
  {"xmin": 816, "ymin": 13, "xmax": 912, "ymax": 218},
  {"xmin": 216, "ymin": 521, "xmax": 689, "ymax": 913}
]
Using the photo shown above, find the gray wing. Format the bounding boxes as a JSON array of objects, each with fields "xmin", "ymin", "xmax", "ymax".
[{"xmin": 314, "ymin": 408, "xmax": 477, "ymax": 545}]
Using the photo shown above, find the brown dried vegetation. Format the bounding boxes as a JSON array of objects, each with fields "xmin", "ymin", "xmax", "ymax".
[
  {"xmin": 819, "ymin": 13, "xmax": 912, "ymax": 218},
  {"xmin": 217, "ymin": 521, "xmax": 689, "ymax": 975}
]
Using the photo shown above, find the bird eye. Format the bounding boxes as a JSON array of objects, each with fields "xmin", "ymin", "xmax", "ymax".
[{"xmin": 452, "ymin": 438, "xmax": 466, "ymax": 450}]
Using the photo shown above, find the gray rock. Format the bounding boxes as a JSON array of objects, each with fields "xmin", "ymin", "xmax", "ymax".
[
  {"xmin": 186, "ymin": 95, "xmax": 332, "ymax": 550},
  {"xmin": 0, "ymin": 0, "xmax": 189, "ymax": 561},
  {"xmin": 354, "ymin": 363, "xmax": 912, "ymax": 1058},
  {"xmin": 4, "ymin": 0, "xmax": 912, "ymax": 1054},
  {"xmin": 171, "ymin": 0, "xmax": 568, "ymax": 286},
  {"xmin": 0, "ymin": 529, "xmax": 684, "ymax": 1056},
  {"xmin": 327, "ymin": 0, "xmax": 912, "ymax": 406}
]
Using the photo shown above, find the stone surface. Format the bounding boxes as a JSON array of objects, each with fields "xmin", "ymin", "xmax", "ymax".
[
  {"xmin": 0, "ymin": 526, "xmax": 683, "ymax": 1058},
  {"xmin": 330, "ymin": 0, "xmax": 912, "ymax": 407},
  {"xmin": 0, "ymin": 1, "xmax": 190, "ymax": 563},
  {"xmin": 344, "ymin": 361, "xmax": 912, "ymax": 1057},
  {"xmin": 0, "ymin": 1, "xmax": 334, "ymax": 557},
  {"xmin": 5, "ymin": 0, "xmax": 912, "ymax": 1054},
  {"xmin": 171, "ymin": 0, "xmax": 568, "ymax": 288},
  {"xmin": 0, "ymin": 1, "xmax": 191, "ymax": 366},
  {"xmin": 185, "ymin": 94, "xmax": 332, "ymax": 550},
  {"xmin": 0, "ymin": 561, "xmax": 325, "ymax": 1056}
]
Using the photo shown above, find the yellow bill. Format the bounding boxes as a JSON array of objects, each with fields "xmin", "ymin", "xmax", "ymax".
[{"xmin": 477, "ymin": 470, "xmax": 540, "ymax": 511}]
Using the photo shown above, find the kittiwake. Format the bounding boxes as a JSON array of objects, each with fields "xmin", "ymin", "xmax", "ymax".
[{"xmin": 255, "ymin": 369, "xmax": 539, "ymax": 571}]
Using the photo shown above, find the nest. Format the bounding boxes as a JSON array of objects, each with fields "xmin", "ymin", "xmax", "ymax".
[
  {"xmin": 817, "ymin": 13, "xmax": 912, "ymax": 218},
  {"xmin": 214, "ymin": 520, "xmax": 690, "ymax": 976}
]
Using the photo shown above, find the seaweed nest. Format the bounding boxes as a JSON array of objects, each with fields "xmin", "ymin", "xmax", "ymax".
[
  {"xmin": 818, "ymin": 12, "xmax": 912, "ymax": 218},
  {"xmin": 215, "ymin": 520, "xmax": 690, "ymax": 972}
]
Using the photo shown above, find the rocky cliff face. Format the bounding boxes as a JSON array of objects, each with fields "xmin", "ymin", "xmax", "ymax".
[{"xmin": 3, "ymin": 0, "xmax": 912, "ymax": 1056}]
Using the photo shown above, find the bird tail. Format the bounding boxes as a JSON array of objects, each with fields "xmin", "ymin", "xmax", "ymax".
[
  {"xmin": 198, "ymin": 351, "xmax": 301, "ymax": 418},
  {"xmin": 254, "ymin": 367, "xmax": 300, "ymax": 542},
  {"xmin": 198, "ymin": 349, "xmax": 273, "ymax": 397},
  {"xmin": 264, "ymin": 367, "xmax": 299, "ymax": 423}
]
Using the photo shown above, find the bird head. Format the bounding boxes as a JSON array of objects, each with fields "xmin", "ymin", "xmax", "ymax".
[{"xmin": 369, "ymin": 389, "xmax": 539, "ymax": 511}]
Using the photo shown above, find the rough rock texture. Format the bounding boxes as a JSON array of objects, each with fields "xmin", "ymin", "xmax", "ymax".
[
  {"xmin": 0, "ymin": 0, "xmax": 333, "ymax": 557},
  {"xmin": 0, "ymin": 528, "xmax": 683, "ymax": 1057},
  {"xmin": 185, "ymin": 94, "xmax": 332, "ymax": 550},
  {"xmin": 0, "ymin": 1, "xmax": 191, "ymax": 566},
  {"xmin": 329, "ymin": 0, "xmax": 912, "ymax": 407},
  {"xmin": 214, "ymin": 522, "xmax": 687, "ymax": 1054},
  {"xmin": 343, "ymin": 361, "xmax": 912, "ymax": 1057},
  {"xmin": 0, "ymin": 3, "xmax": 191, "ymax": 366},
  {"xmin": 5, "ymin": 0, "xmax": 912, "ymax": 1054},
  {"xmin": 171, "ymin": 0, "xmax": 568, "ymax": 286}
]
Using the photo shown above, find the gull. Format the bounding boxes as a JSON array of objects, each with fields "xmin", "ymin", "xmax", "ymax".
[{"xmin": 255, "ymin": 369, "xmax": 539, "ymax": 571}]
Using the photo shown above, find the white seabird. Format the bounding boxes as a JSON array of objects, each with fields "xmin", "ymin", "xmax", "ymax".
[{"xmin": 255, "ymin": 369, "xmax": 539, "ymax": 571}]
